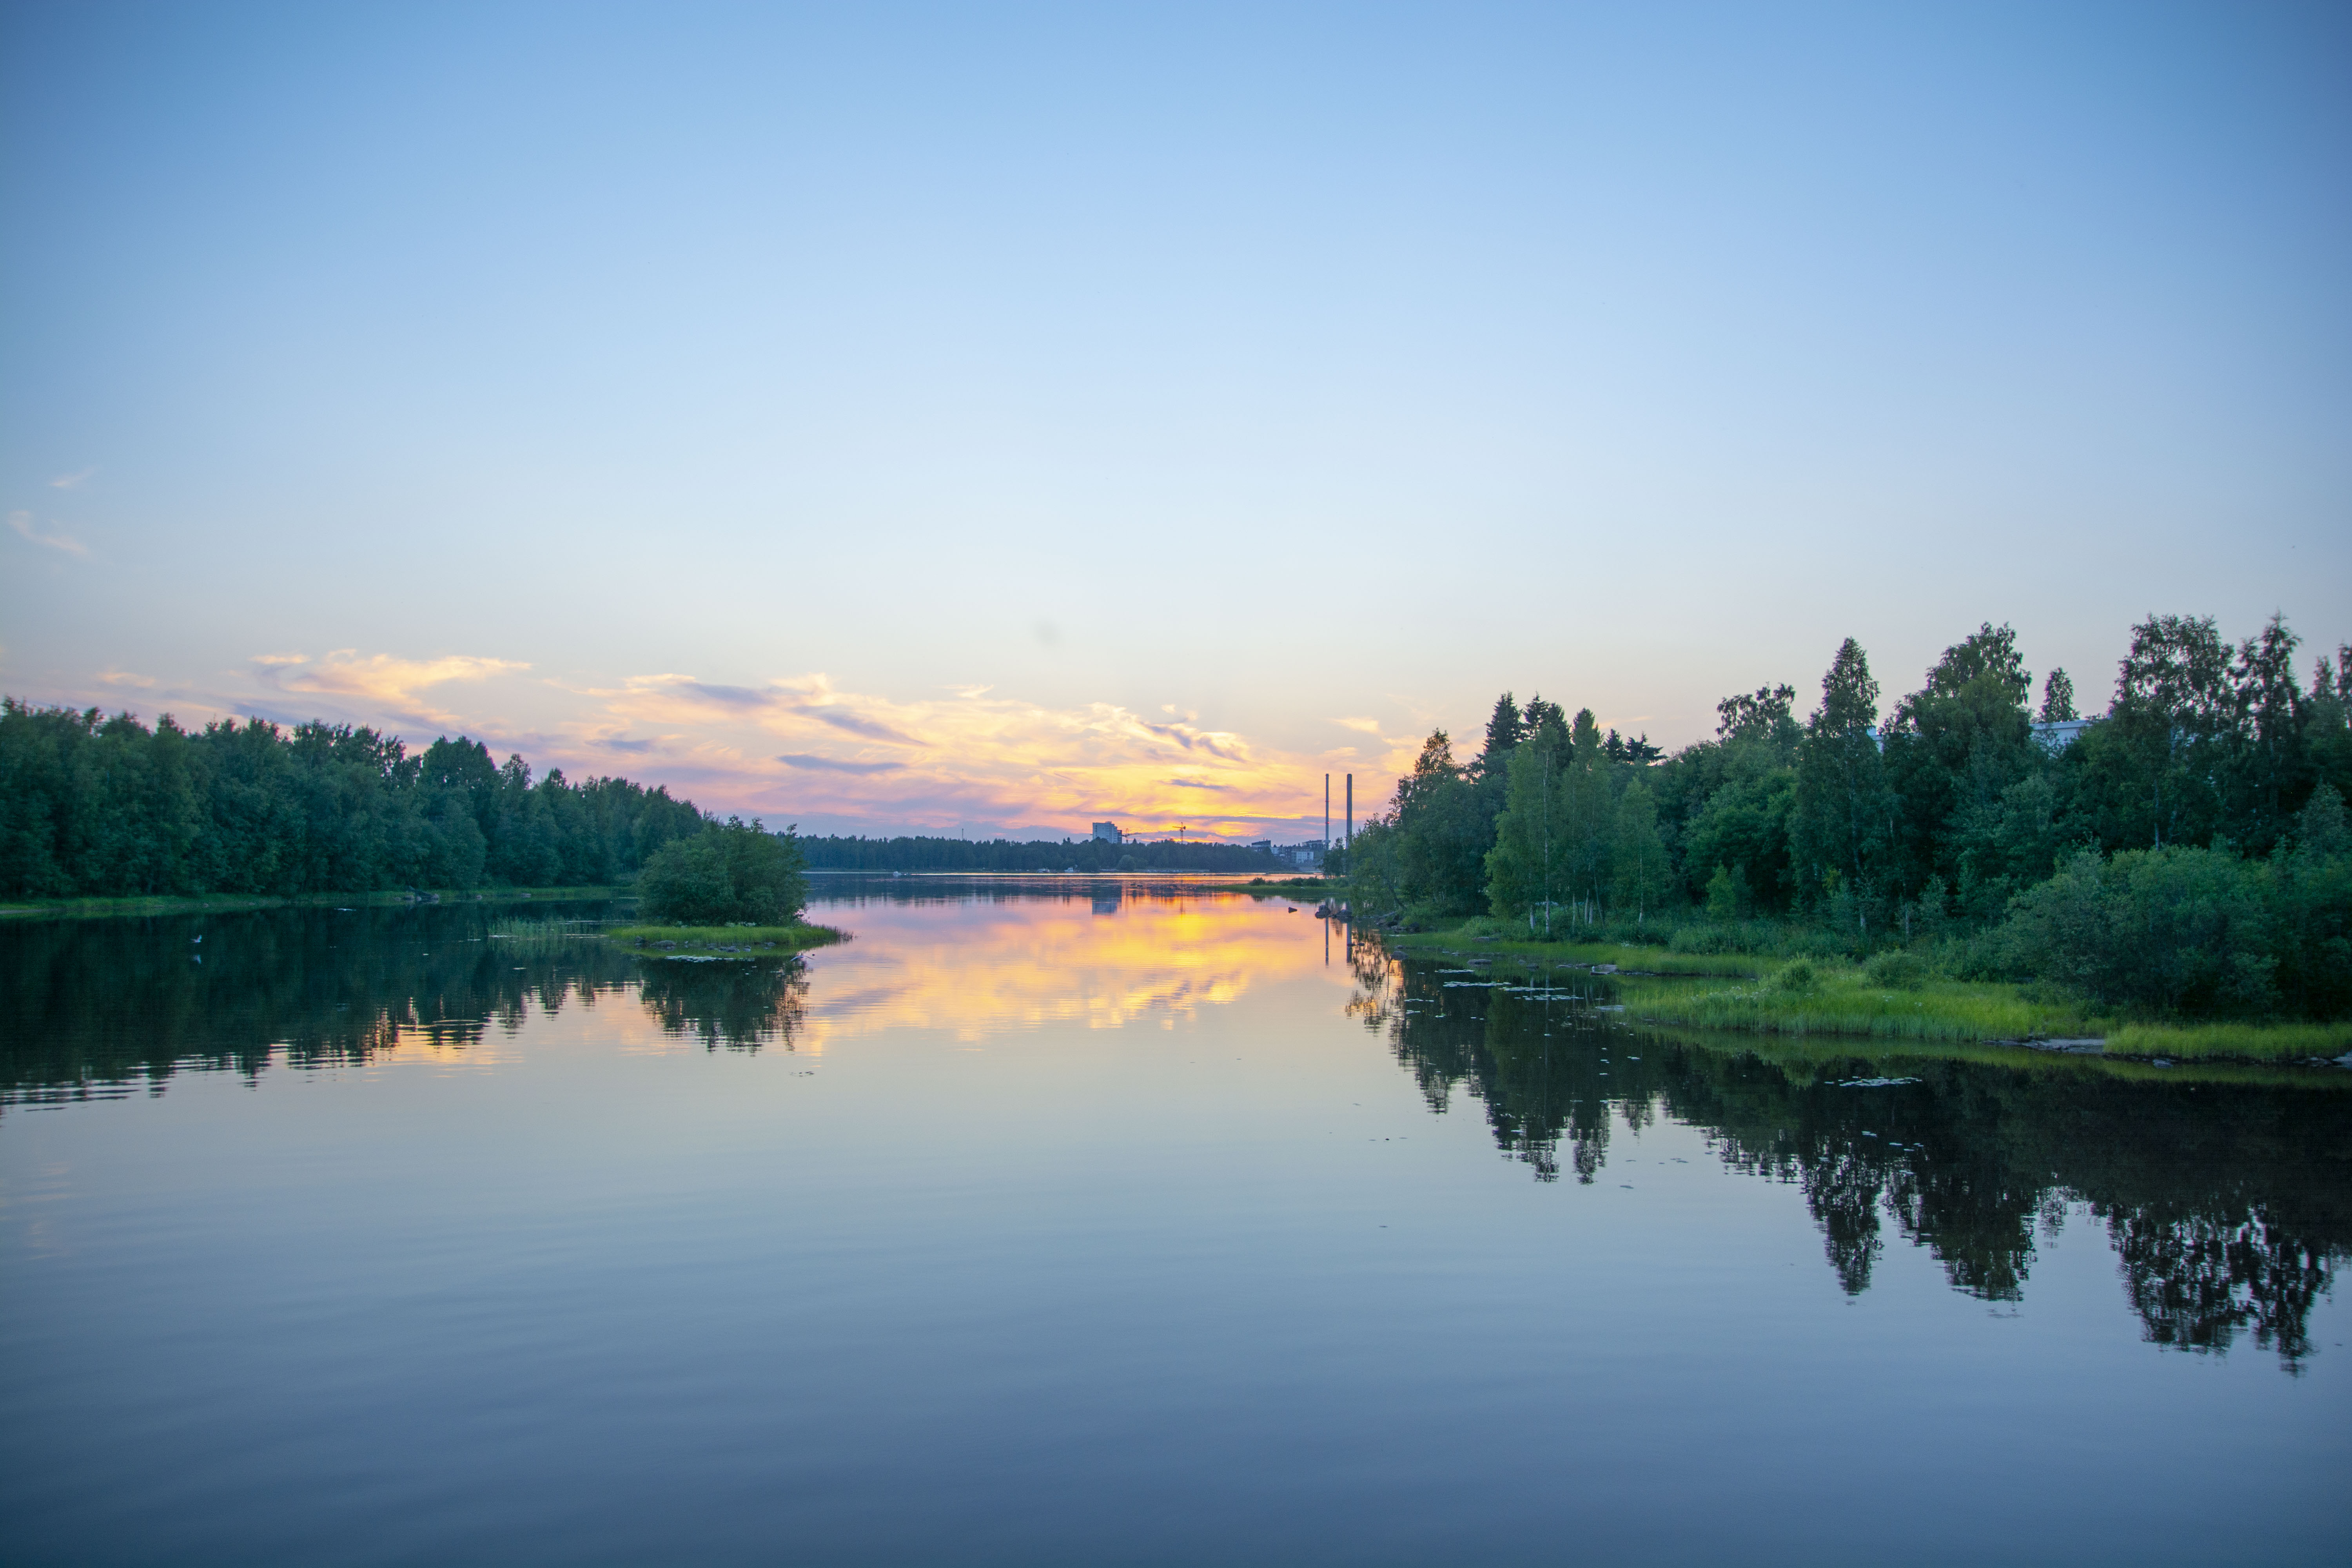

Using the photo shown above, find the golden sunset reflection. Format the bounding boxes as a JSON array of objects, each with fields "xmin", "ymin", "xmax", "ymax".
[{"xmin": 797, "ymin": 888, "xmax": 1342, "ymax": 1047}]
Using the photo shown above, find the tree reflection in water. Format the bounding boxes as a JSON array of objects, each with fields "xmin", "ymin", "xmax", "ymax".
[
  {"xmin": 634, "ymin": 956, "xmax": 809, "ymax": 1052},
  {"xmin": 0, "ymin": 902, "xmax": 809, "ymax": 1103},
  {"xmin": 1348, "ymin": 947, "xmax": 2350, "ymax": 1371}
]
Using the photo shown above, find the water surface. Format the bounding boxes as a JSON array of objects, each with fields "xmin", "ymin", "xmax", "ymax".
[{"xmin": 3, "ymin": 880, "xmax": 2345, "ymax": 1565}]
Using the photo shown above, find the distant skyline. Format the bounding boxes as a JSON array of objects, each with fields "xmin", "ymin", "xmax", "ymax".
[{"xmin": 5, "ymin": 2, "xmax": 2347, "ymax": 839}]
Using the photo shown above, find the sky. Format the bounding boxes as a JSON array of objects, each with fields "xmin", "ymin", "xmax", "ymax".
[{"xmin": 4, "ymin": 1, "xmax": 2347, "ymax": 841}]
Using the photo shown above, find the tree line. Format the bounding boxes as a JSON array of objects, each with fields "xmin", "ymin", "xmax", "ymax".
[
  {"xmin": 0, "ymin": 704, "xmax": 707, "ymax": 897},
  {"xmin": 799, "ymin": 835, "xmax": 1280, "ymax": 874},
  {"xmin": 1345, "ymin": 614, "xmax": 2352, "ymax": 1018}
]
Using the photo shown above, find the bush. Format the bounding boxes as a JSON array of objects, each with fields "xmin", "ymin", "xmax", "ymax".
[
  {"xmin": 1669, "ymin": 926, "xmax": 1740, "ymax": 955},
  {"xmin": 637, "ymin": 818, "xmax": 808, "ymax": 926},
  {"xmin": 1865, "ymin": 949, "xmax": 1929, "ymax": 990},
  {"xmin": 1995, "ymin": 847, "xmax": 2275, "ymax": 1016},
  {"xmin": 1770, "ymin": 958, "xmax": 1821, "ymax": 995}
]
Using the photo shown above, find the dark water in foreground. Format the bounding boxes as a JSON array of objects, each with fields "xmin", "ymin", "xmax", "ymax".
[{"xmin": 2, "ymin": 879, "xmax": 2346, "ymax": 1566}]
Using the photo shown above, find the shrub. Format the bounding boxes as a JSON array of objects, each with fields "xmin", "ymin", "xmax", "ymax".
[
  {"xmin": 1770, "ymin": 958, "xmax": 1821, "ymax": 995},
  {"xmin": 1670, "ymin": 926, "xmax": 1740, "ymax": 955},
  {"xmin": 637, "ymin": 818, "xmax": 808, "ymax": 926},
  {"xmin": 1995, "ymin": 847, "xmax": 2275, "ymax": 1016},
  {"xmin": 1865, "ymin": 949, "xmax": 1928, "ymax": 990}
]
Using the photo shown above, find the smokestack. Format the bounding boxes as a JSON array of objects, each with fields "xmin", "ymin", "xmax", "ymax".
[
  {"xmin": 1323, "ymin": 774, "xmax": 1330, "ymax": 862},
  {"xmin": 1345, "ymin": 774, "xmax": 1352, "ymax": 858}
]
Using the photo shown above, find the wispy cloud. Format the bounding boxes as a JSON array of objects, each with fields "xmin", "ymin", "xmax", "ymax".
[
  {"xmin": 48, "ymin": 468, "xmax": 96, "ymax": 490},
  {"xmin": 1333, "ymin": 716, "xmax": 1383, "ymax": 735},
  {"xmin": 98, "ymin": 670, "xmax": 156, "ymax": 688},
  {"xmin": 1168, "ymin": 778, "xmax": 1232, "ymax": 791},
  {"xmin": 7, "ymin": 511, "xmax": 87, "ymax": 557},
  {"xmin": 778, "ymin": 753, "xmax": 905, "ymax": 774},
  {"xmin": 254, "ymin": 650, "xmax": 530, "ymax": 729}
]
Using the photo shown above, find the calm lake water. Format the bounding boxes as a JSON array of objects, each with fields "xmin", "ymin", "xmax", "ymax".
[{"xmin": 3, "ymin": 878, "xmax": 2347, "ymax": 1566}]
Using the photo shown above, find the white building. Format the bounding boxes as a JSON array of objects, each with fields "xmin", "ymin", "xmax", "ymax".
[
  {"xmin": 1091, "ymin": 822, "xmax": 1123, "ymax": 844},
  {"xmin": 2031, "ymin": 719, "xmax": 2094, "ymax": 753}
]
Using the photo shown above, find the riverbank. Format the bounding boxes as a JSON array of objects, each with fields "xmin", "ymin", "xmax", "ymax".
[
  {"xmin": 606, "ymin": 923, "xmax": 848, "ymax": 958},
  {"xmin": 0, "ymin": 886, "xmax": 629, "ymax": 920},
  {"xmin": 1380, "ymin": 923, "xmax": 2352, "ymax": 1067}
]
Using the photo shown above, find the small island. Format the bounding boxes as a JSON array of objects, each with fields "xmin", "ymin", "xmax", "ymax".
[{"xmin": 610, "ymin": 815, "xmax": 841, "ymax": 960}]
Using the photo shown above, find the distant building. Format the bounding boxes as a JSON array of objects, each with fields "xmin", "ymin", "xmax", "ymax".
[
  {"xmin": 1277, "ymin": 842, "xmax": 1325, "ymax": 870},
  {"xmin": 1091, "ymin": 822, "xmax": 1123, "ymax": 843},
  {"xmin": 2031, "ymin": 719, "xmax": 2094, "ymax": 753},
  {"xmin": 1249, "ymin": 840, "xmax": 1273, "ymax": 855}
]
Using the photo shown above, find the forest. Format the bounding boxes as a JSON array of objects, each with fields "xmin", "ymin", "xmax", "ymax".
[
  {"xmin": 0, "ymin": 706, "xmax": 706, "ymax": 897},
  {"xmin": 1343, "ymin": 614, "xmax": 2352, "ymax": 1021}
]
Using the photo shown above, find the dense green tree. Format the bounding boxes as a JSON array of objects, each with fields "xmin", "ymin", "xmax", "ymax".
[
  {"xmin": 0, "ymin": 701, "xmax": 704, "ymax": 898},
  {"xmin": 637, "ymin": 817, "xmax": 809, "ymax": 925},
  {"xmin": 1880, "ymin": 623, "xmax": 2043, "ymax": 915},
  {"xmin": 1388, "ymin": 731, "xmax": 1490, "ymax": 915},
  {"xmin": 1475, "ymin": 693, "xmax": 1524, "ymax": 779},
  {"xmin": 1485, "ymin": 721, "xmax": 1576, "ymax": 928},
  {"xmin": 1791, "ymin": 639, "xmax": 1899, "ymax": 919},
  {"xmin": 2039, "ymin": 668, "xmax": 2076, "ymax": 723},
  {"xmin": 1610, "ymin": 779, "xmax": 1669, "ymax": 922},
  {"xmin": 2073, "ymin": 613, "xmax": 2236, "ymax": 851},
  {"xmin": 1997, "ymin": 846, "xmax": 2279, "ymax": 1016},
  {"xmin": 1557, "ymin": 708, "xmax": 1616, "ymax": 924}
]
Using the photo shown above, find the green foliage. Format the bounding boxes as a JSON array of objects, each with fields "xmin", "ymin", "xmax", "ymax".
[
  {"xmin": 1610, "ymin": 780, "xmax": 1669, "ymax": 920},
  {"xmin": 1770, "ymin": 958, "xmax": 1822, "ymax": 995},
  {"xmin": 636, "ymin": 818, "xmax": 809, "ymax": 926},
  {"xmin": 0, "ymin": 701, "xmax": 702, "ymax": 898},
  {"xmin": 1387, "ymin": 731, "xmax": 1490, "ymax": 915},
  {"xmin": 1996, "ymin": 847, "xmax": 2281, "ymax": 1016},
  {"xmin": 1866, "ymin": 949, "xmax": 1929, "ymax": 989},
  {"xmin": 1791, "ymin": 637, "xmax": 1900, "ymax": 911},
  {"xmin": 1484, "ymin": 730, "xmax": 1575, "ymax": 923},
  {"xmin": 1670, "ymin": 923, "xmax": 1741, "ymax": 955},
  {"xmin": 1703, "ymin": 864, "xmax": 1742, "ymax": 921},
  {"xmin": 2039, "ymin": 668, "xmax": 2076, "ymax": 723}
]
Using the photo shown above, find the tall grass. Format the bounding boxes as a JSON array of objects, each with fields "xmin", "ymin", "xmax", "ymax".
[
  {"xmin": 1619, "ymin": 971, "xmax": 2095, "ymax": 1042},
  {"xmin": 2103, "ymin": 1021, "xmax": 2352, "ymax": 1062},
  {"xmin": 487, "ymin": 916, "xmax": 613, "ymax": 956}
]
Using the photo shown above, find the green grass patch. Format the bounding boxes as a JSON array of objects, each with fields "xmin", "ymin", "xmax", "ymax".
[
  {"xmin": 1617, "ymin": 970, "xmax": 2095, "ymax": 1043},
  {"xmin": 2103, "ymin": 1020, "xmax": 2352, "ymax": 1063},
  {"xmin": 606, "ymin": 923, "xmax": 847, "ymax": 959}
]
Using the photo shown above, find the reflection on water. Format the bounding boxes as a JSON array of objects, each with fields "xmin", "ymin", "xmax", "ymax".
[
  {"xmin": 1348, "ymin": 946, "xmax": 2350, "ymax": 1370},
  {"xmin": 2, "ymin": 879, "xmax": 2347, "ymax": 1564},
  {"xmin": 797, "ymin": 877, "xmax": 1325, "ymax": 1044},
  {"xmin": 0, "ymin": 902, "xmax": 814, "ymax": 1102}
]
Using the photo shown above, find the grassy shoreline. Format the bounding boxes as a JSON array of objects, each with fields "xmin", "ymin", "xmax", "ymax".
[
  {"xmin": 1381, "ymin": 922, "xmax": 2352, "ymax": 1067},
  {"xmin": 606, "ymin": 923, "xmax": 848, "ymax": 959}
]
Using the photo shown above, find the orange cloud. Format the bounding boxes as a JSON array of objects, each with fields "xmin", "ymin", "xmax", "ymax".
[{"xmin": 256, "ymin": 650, "xmax": 532, "ymax": 730}]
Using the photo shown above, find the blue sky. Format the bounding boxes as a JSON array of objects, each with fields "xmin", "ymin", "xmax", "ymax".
[{"xmin": 4, "ymin": 1, "xmax": 2346, "ymax": 838}]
